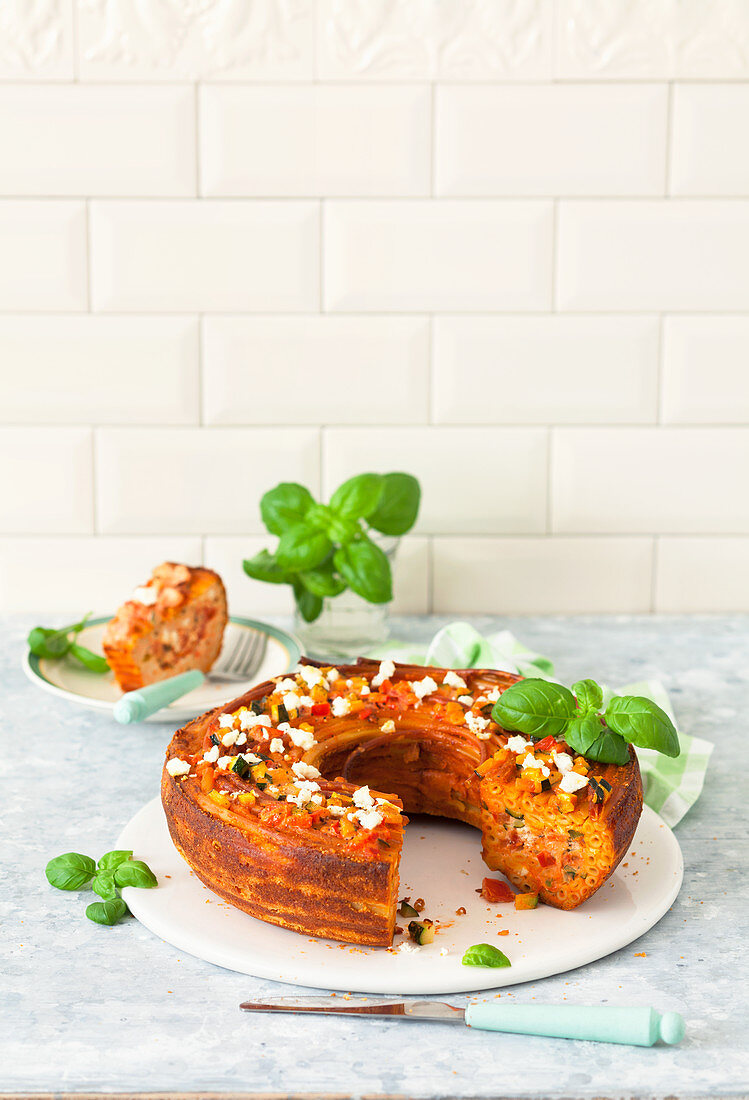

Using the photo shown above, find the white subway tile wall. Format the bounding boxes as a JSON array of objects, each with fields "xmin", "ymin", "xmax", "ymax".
[{"xmin": 1, "ymin": 0, "xmax": 748, "ymax": 615}]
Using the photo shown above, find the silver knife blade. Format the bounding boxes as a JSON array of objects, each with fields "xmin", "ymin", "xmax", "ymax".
[{"xmin": 239, "ymin": 996, "xmax": 465, "ymax": 1023}]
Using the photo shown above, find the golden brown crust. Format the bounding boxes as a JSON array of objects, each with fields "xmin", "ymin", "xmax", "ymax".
[
  {"xmin": 162, "ymin": 660, "xmax": 644, "ymax": 944},
  {"xmin": 104, "ymin": 562, "xmax": 227, "ymax": 692}
]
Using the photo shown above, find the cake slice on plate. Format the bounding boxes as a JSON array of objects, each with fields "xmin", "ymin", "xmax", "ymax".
[{"xmin": 104, "ymin": 562, "xmax": 228, "ymax": 693}]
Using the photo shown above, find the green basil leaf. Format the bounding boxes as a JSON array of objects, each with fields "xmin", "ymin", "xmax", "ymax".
[
  {"xmin": 572, "ymin": 678, "xmax": 603, "ymax": 714},
  {"xmin": 276, "ymin": 525, "xmax": 332, "ymax": 572},
  {"xmin": 329, "ymin": 473, "xmax": 384, "ymax": 520},
  {"xmin": 327, "ymin": 515, "xmax": 361, "ymax": 544},
  {"xmin": 604, "ymin": 696, "xmax": 680, "ymax": 758},
  {"xmin": 292, "ymin": 581, "xmax": 323, "ymax": 623},
  {"xmin": 86, "ymin": 897, "xmax": 128, "ymax": 926},
  {"xmin": 305, "ymin": 503, "xmax": 334, "ymax": 531},
  {"xmin": 367, "ymin": 472, "xmax": 421, "ymax": 536},
  {"xmin": 491, "ymin": 679, "xmax": 576, "ymax": 739},
  {"xmin": 45, "ymin": 852, "xmax": 96, "ymax": 891},
  {"xmin": 114, "ymin": 859, "xmax": 158, "ymax": 889},
  {"xmin": 27, "ymin": 626, "xmax": 58, "ymax": 657},
  {"xmin": 298, "ymin": 563, "xmax": 346, "ymax": 599},
  {"xmin": 97, "ymin": 850, "xmax": 133, "ymax": 871},
  {"xmin": 70, "ymin": 643, "xmax": 110, "ymax": 674},
  {"xmin": 91, "ymin": 871, "xmax": 118, "ymax": 900},
  {"xmin": 242, "ymin": 549, "xmax": 293, "ymax": 585},
  {"xmin": 581, "ymin": 730, "xmax": 631, "ymax": 766},
  {"xmin": 260, "ymin": 483, "xmax": 314, "ymax": 536},
  {"xmin": 563, "ymin": 714, "xmax": 606, "ymax": 756},
  {"xmin": 333, "ymin": 538, "xmax": 392, "ymax": 604},
  {"xmin": 461, "ymin": 943, "xmax": 511, "ymax": 969}
]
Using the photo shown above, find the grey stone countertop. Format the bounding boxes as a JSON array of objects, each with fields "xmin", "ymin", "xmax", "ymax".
[{"xmin": 2, "ymin": 614, "xmax": 748, "ymax": 1098}]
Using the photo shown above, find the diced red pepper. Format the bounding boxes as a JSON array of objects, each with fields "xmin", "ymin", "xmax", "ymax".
[
  {"xmin": 481, "ymin": 877, "xmax": 516, "ymax": 903},
  {"xmin": 535, "ymin": 735, "xmax": 556, "ymax": 752},
  {"xmin": 359, "ymin": 706, "xmax": 374, "ymax": 720},
  {"xmin": 311, "ymin": 702, "xmax": 330, "ymax": 717},
  {"xmin": 537, "ymin": 851, "xmax": 555, "ymax": 868}
]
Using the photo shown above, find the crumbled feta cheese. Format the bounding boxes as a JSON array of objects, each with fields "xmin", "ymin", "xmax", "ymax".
[
  {"xmin": 203, "ymin": 745, "xmax": 220, "ymax": 763},
  {"xmin": 396, "ymin": 941, "xmax": 420, "ymax": 954},
  {"xmin": 309, "ymin": 793, "xmax": 324, "ymax": 805},
  {"xmin": 240, "ymin": 711, "xmax": 271, "ymax": 730},
  {"xmin": 328, "ymin": 805, "xmax": 346, "ymax": 816},
  {"xmin": 359, "ymin": 684, "xmax": 370, "ymax": 696},
  {"xmin": 292, "ymin": 761, "xmax": 321, "ymax": 781},
  {"xmin": 166, "ymin": 758, "xmax": 190, "ymax": 777},
  {"xmin": 484, "ymin": 687, "xmax": 501, "ymax": 703},
  {"xmin": 269, "ymin": 737, "xmax": 284, "ymax": 754},
  {"xmin": 221, "ymin": 728, "xmax": 239, "ymax": 747},
  {"xmin": 559, "ymin": 770, "xmax": 589, "ymax": 794},
  {"xmin": 331, "ymin": 696, "xmax": 352, "ymax": 718},
  {"xmin": 275, "ymin": 677, "xmax": 298, "ymax": 693},
  {"xmin": 325, "ymin": 667, "xmax": 340, "ymax": 686},
  {"xmin": 443, "ymin": 670, "xmax": 467, "ymax": 691},
  {"xmin": 298, "ymin": 695, "xmax": 314, "ymax": 708},
  {"xmin": 371, "ymin": 659, "xmax": 395, "ymax": 688},
  {"xmin": 439, "ymin": 947, "xmax": 449, "ymax": 956},
  {"xmin": 465, "ymin": 711, "xmax": 491, "ymax": 739},
  {"xmin": 235, "ymin": 732, "xmax": 247, "ymax": 746},
  {"xmin": 282, "ymin": 691, "xmax": 302, "ymax": 711},
  {"xmin": 297, "ymin": 664, "xmax": 326, "ymax": 690},
  {"xmin": 287, "ymin": 779, "xmax": 321, "ymax": 807},
  {"xmin": 458, "ymin": 694, "xmax": 474, "ymax": 707},
  {"xmin": 507, "ymin": 734, "xmax": 533, "ymax": 754},
  {"xmin": 241, "ymin": 752, "xmax": 263, "ymax": 766},
  {"xmin": 355, "ymin": 808, "xmax": 384, "ymax": 830},
  {"xmin": 216, "ymin": 755, "xmax": 234, "ymax": 770},
  {"xmin": 552, "ymin": 751, "xmax": 574, "ymax": 773},
  {"xmin": 353, "ymin": 785, "xmax": 375, "ymax": 810},
  {"xmin": 131, "ymin": 585, "xmax": 158, "ymax": 606},
  {"xmin": 411, "ymin": 676, "xmax": 438, "ymax": 700},
  {"xmin": 521, "ymin": 753, "xmax": 550, "ymax": 778},
  {"xmin": 380, "ymin": 719, "xmax": 396, "ymax": 734},
  {"xmin": 279, "ymin": 723, "xmax": 316, "ymax": 751},
  {"xmin": 218, "ymin": 713, "xmax": 236, "ymax": 729}
]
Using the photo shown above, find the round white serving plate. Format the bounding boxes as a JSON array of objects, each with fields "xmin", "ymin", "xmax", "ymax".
[
  {"xmin": 23, "ymin": 616, "xmax": 301, "ymax": 722},
  {"xmin": 118, "ymin": 799, "xmax": 682, "ymax": 994}
]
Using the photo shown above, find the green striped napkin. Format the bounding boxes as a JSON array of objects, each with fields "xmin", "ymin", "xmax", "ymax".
[{"xmin": 372, "ymin": 620, "xmax": 712, "ymax": 829}]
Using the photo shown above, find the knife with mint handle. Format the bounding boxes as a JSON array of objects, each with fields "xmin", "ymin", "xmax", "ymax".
[{"xmin": 239, "ymin": 998, "xmax": 685, "ymax": 1047}]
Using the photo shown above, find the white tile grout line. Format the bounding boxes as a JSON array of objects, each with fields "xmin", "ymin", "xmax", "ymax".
[{"xmin": 664, "ymin": 82, "xmax": 674, "ymax": 196}]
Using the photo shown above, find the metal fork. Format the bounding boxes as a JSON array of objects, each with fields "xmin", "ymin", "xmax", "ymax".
[{"xmin": 211, "ymin": 628, "xmax": 268, "ymax": 682}]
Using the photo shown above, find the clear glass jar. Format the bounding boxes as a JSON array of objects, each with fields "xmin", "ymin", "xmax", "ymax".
[{"xmin": 292, "ymin": 536, "xmax": 398, "ymax": 659}]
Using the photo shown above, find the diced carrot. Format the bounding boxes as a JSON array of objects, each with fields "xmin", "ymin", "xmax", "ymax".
[
  {"xmin": 481, "ymin": 877, "xmax": 516, "ymax": 903},
  {"xmin": 515, "ymin": 892, "xmax": 538, "ymax": 910},
  {"xmin": 200, "ymin": 768, "xmax": 215, "ymax": 793}
]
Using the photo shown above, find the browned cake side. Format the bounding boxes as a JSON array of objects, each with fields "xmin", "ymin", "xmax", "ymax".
[{"xmin": 161, "ymin": 659, "xmax": 643, "ymax": 945}]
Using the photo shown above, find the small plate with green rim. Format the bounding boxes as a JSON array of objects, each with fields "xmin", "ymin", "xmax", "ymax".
[{"xmin": 23, "ymin": 616, "xmax": 301, "ymax": 723}]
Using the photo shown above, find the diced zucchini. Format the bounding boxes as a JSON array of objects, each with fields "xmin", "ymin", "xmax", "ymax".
[
  {"xmin": 250, "ymin": 699, "xmax": 265, "ymax": 715},
  {"xmin": 568, "ymin": 828, "xmax": 583, "ymax": 838},
  {"xmin": 505, "ymin": 808, "xmax": 525, "ymax": 822},
  {"xmin": 231, "ymin": 757, "xmax": 251, "ymax": 779},
  {"xmin": 514, "ymin": 892, "xmax": 538, "ymax": 911},
  {"xmin": 408, "ymin": 919, "xmax": 435, "ymax": 945},
  {"xmin": 277, "ymin": 702, "xmax": 290, "ymax": 724},
  {"xmin": 399, "ymin": 899, "xmax": 419, "ymax": 918}
]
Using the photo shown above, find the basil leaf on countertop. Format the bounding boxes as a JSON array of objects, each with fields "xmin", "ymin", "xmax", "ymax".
[
  {"xmin": 260, "ymin": 483, "xmax": 315, "ymax": 536},
  {"xmin": 462, "ymin": 943, "xmax": 511, "ymax": 968},
  {"xmin": 329, "ymin": 473, "xmax": 384, "ymax": 520},
  {"xmin": 114, "ymin": 860, "xmax": 158, "ymax": 890},
  {"xmin": 97, "ymin": 850, "xmax": 133, "ymax": 871},
  {"xmin": 605, "ymin": 696, "xmax": 680, "ymax": 758},
  {"xmin": 91, "ymin": 871, "xmax": 118, "ymax": 900},
  {"xmin": 492, "ymin": 679, "xmax": 577, "ymax": 739},
  {"xmin": 45, "ymin": 853, "xmax": 97, "ymax": 891},
  {"xmin": 367, "ymin": 472, "xmax": 421, "ymax": 537},
  {"xmin": 334, "ymin": 537, "xmax": 392, "ymax": 604},
  {"xmin": 572, "ymin": 678, "xmax": 604, "ymax": 714},
  {"xmin": 86, "ymin": 898, "xmax": 129, "ymax": 926}
]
